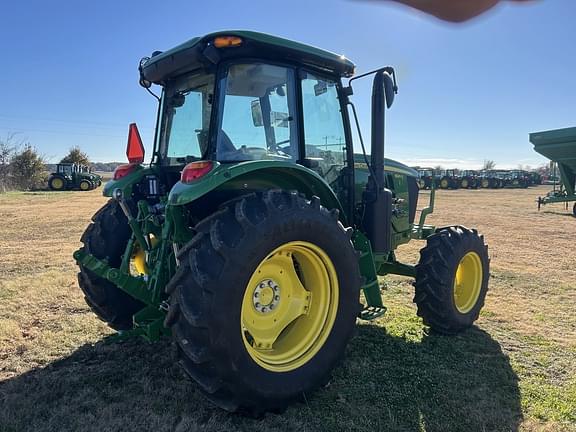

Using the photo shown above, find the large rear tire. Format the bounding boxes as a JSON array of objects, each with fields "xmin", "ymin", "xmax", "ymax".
[
  {"xmin": 77, "ymin": 200, "xmax": 144, "ymax": 330},
  {"xmin": 414, "ymin": 226, "xmax": 489, "ymax": 335},
  {"xmin": 165, "ymin": 190, "xmax": 361, "ymax": 414},
  {"xmin": 48, "ymin": 176, "xmax": 66, "ymax": 191}
]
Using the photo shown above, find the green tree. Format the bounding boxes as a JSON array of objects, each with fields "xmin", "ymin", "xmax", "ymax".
[
  {"xmin": 0, "ymin": 134, "xmax": 18, "ymax": 192},
  {"xmin": 11, "ymin": 145, "xmax": 47, "ymax": 190},
  {"xmin": 60, "ymin": 146, "xmax": 90, "ymax": 166}
]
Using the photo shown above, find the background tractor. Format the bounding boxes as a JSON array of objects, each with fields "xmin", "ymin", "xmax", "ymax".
[
  {"xmin": 416, "ymin": 167, "xmax": 437, "ymax": 189},
  {"xmin": 74, "ymin": 31, "xmax": 490, "ymax": 414},
  {"xmin": 48, "ymin": 163, "xmax": 102, "ymax": 191},
  {"xmin": 479, "ymin": 170, "xmax": 503, "ymax": 189},
  {"xmin": 460, "ymin": 170, "xmax": 479, "ymax": 189},
  {"xmin": 506, "ymin": 170, "xmax": 529, "ymax": 188},
  {"xmin": 438, "ymin": 169, "xmax": 460, "ymax": 189}
]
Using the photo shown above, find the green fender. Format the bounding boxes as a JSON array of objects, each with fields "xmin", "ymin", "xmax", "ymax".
[
  {"xmin": 102, "ymin": 165, "xmax": 148, "ymax": 197},
  {"xmin": 168, "ymin": 160, "xmax": 346, "ymax": 223}
]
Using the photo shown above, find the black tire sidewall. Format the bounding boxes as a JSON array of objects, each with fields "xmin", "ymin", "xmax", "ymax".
[
  {"xmin": 200, "ymin": 203, "xmax": 359, "ymax": 401},
  {"xmin": 444, "ymin": 233, "xmax": 490, "ymax": 326},
  {"xmin": 49, "ymin": 176, "xmax": 65, "ymax": 190},
  {"xmin": 415, "ymin": 227, "xmax": 490, "ymax": 332},
  {"xmin": 78, "ymin": 200, "xmax": 144, "ymax": 329}
]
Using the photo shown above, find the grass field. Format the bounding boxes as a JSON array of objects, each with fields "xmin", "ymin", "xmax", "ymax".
[{"xmin": 0, "ymin": 186, "xmax": 574, "ymax": 432}]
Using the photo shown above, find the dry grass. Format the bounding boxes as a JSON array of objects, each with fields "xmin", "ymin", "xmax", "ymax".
[{"xmin": 0, "ymin": 186, "xmax": 574, "ymax": 432}]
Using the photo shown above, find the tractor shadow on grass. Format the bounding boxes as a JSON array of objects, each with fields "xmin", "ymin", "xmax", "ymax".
[
  {"xmin": 0, "ymin": 326, "xmax": 522, "ymax": 432},
  {"xmin": 318, "ymin": 324, "xmax": 524, "ymax": 432}
]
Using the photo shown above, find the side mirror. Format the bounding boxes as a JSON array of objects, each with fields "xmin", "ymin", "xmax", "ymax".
[
  {"xmin": 251, "ymin": 99, "xmax": 264, "ymax": 127},
  {"xmin": 383, "ymin": 73, "xmax": 395, "ymax": 109}
]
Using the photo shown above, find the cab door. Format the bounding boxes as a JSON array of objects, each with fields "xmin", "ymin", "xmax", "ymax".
[{"xmin": 299, "ymin": 72, "xmax": 349, "ymax": 207}]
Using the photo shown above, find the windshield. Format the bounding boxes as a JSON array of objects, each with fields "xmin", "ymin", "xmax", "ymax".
[{"xmin": 160, "ymin": 72, "xmax": 215, "ymax": 165}]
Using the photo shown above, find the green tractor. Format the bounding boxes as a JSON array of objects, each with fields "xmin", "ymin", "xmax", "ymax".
[
  {"xmin": 74, "ymin": 31, "xmax": 490, "ymax": 414},
  {"xmin": 48, "ymin": 163, "xmax": 102, "ymax": 191},
  {"xmin": 479, "ymin": 170, "xmax": 502, "ymax": 189},
  {"xmin": 416, "ymin": 167, "xmax": 437, "ymax": 189},
  {"xmin": 438, "ymin": 169, "xmax": 460, "ymax": 189},
  {"xmin": 460, "ymin": 170, "xmax": 479, "ymax": 189}
]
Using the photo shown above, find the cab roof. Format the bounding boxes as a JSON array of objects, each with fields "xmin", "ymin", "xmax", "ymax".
[{"xmin": 141, "ymin": 30, "xmax": 356, "ymax": 84}]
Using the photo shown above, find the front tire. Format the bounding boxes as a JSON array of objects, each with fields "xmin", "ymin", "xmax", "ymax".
[
  {"xmin": 77, "ymin": 200, "xmax": 144, "ymax": 330},
  {"xmin": 79, "ymin": 180, "xmax": 91, "ymax": 191},
  {"xmin": 165, "ymin": 190, "xmax": 361, "ymax": 414},
  {"xmin": 414, "ymin": 226, "xmax": 489, "ymax": 335}
]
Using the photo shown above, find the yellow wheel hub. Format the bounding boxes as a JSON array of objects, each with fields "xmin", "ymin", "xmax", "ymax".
[
  {"xmin": 80, "ymin": 182, "xmax": 89, "ymax": 190},
  {"xmin": 241, "ymin": 241, "xmax": 339, "ymax": 372},
  {"xmin": 52, "ymin": 178, "xmax": 63, "ymax": 189},
  {"xmin": 462, "ymin": 180, "xmax": 468, "ymax": 188},
  {"xmin": 453, "ymin": 251, "xmax": 483, "ymax": 313},
  {"xmin": 441, "ymin": 179, "xmax": 448, "ymax": 188}
]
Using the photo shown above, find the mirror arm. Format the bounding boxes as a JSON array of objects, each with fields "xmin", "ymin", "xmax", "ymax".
[{"xmin": 343, "ymin": 66, "xmax": 398, "ymax": 95}]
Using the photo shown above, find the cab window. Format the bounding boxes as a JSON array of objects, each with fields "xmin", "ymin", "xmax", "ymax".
[
  {"xmin": 217, "ymin": 63, "xmax": 298, "ymax": 162},
  {"xmin": 300, "ymin": 72, "xmax": 346, "ymax": 186}
]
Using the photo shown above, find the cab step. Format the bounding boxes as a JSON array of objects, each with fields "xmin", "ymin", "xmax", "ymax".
[{"xmin": 358, "ymin": 305, "xmax": 387, "ymax": 321}]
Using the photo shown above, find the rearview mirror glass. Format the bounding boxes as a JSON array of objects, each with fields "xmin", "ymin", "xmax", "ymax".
[
  {"xmin": 251, "ymin": 99, "xmax": 264, "ymax": 127},
  {"xmin": 383, "ymin": 73, "xmax": 395, "ymax": 109}
]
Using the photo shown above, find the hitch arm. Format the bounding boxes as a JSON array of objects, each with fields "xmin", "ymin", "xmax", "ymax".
[{"xmin": 74, "ymin": 249, "xmax": 154, "ymax": 305}]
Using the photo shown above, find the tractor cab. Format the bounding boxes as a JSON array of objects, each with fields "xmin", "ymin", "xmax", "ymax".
[
  {"xmin": 56, "ymin": 163, "xmax": 74, "ymax": 178},
  {"xmin": 111, "ymin": 30, "xmax": 419, "ymax": 251}
]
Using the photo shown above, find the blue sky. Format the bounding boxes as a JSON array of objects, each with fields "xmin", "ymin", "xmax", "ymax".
[{"xmin": 1, "ymin": 0, "xmax": 574, "ymax": 169}]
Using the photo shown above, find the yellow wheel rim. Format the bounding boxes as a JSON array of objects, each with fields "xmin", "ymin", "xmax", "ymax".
[
  {"xmin": 131, "ymin": 235, "xmax": 157, "ymax": 275},
  {"xmin": 440, "ymin": 179, "xmax": 448, "ymax": 188},
  {"xmin": 461, "ymin": 180, "xmax": 468, "ymax": 188},
  {"xmin": 52, "ymin": 178, "xmax": 64, "ymax": 189},
  {"xmin": 80, "ymin": 181, "xmax": 90, "ymax": 190},
  {"xmin": 453, "ymin": 251, "xmax": 483, "ymax": 313},
  {"xmin": 241, "ymin": 241, "xmax": 339, "ymax": 372}
]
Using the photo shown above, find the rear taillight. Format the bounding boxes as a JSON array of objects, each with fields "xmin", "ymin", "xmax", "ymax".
[
  {"xmin": 181, "ymin": 161, "xmax": 213, "ymax": 183},
  {"xmin": 113, "ymin": 163, "xmax": 139, "ymax": 180}
]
